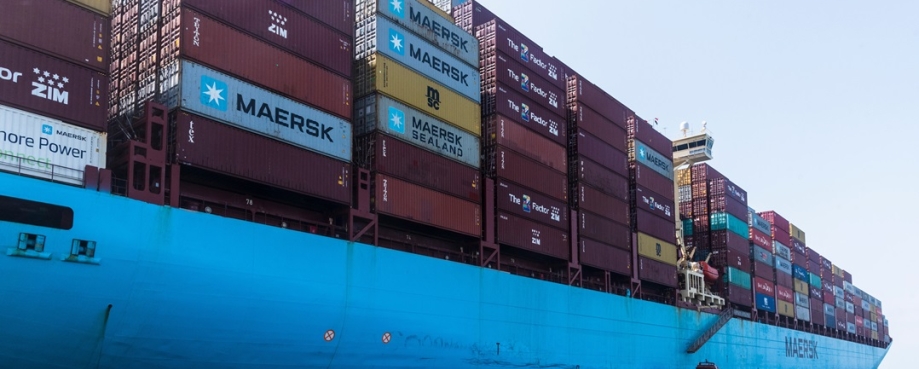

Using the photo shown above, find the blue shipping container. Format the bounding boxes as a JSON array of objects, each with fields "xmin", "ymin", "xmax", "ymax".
[
  {"xmin": 824, "ymin": 303, "xmax": 835, "ymax": 316},
  {"xmin": 847, "ymin": 322, "xmax": 857, "ymax": 334},
  {"xmin": 354, "ymin": 94, "xmax": 481, "ymax": 168},
  {"xmin": 633, "ymin": 140, "xmax": 673, "ymax": 180},
  {"xmin": 809, "ymin": 272, "xmax": 822, "ymax": 289},
  {"xmin": 772, "ymin": 240, "xmax": 791, "ymax": 260},
  {"xmin": 752, "ymin": 245, "xmax": 774, "ymax": 265},
  {"xmin": 361, "ymin": 16, "xmax": 480, "ymax": 102},
  {"xmin": 775, "ymin": 256, "xmax": 792, "ymax": 275},
  {"xmin": 749, "ymin": 210, "xmax": 771, "ymax": 235},
  {"xmin": 368, "ymin": 0, "xmax": 479, "ymax": 67},
  {"xmin": 792, "ymin": 264, "xmax": 808, "ymax": 281},
  {"xmin": 710, "ymin": 212, "xmax": 749, "ymax": 237},
  {"xmin": 755, "ymin": 293, "xmax": 777, "ymax": 313},
  {"xmin": 682, "ymin": 219, "xmax": 693, "ymax": 236},
  {"xmin": 826, "ymin": 316, "xmax": 836, "ymax": 328},
  {"xmin": 846, "ymin": 301, "xmax": 855, "ymax": 314},
  {"xmin": 169, "ymin": 60, "xmax": 352, "ymax": 161}
]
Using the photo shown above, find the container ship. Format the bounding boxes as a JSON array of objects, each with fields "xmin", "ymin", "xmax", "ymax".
[{"xmin": 0, "ymin": 0, "xmax": 891, "ymax": 367}]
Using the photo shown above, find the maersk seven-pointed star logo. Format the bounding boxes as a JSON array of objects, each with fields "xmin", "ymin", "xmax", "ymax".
[
  {"xmin": 388, "ymin": 28, "xmax": 405, "ymax": 56},
  {"xmin": 389, "ymin": 0, "xmax": 405, "ymax": 17},
  {"xmin": 41, "ymin": 124, "xmax": 53, "ymax": 135},
  {"xmin": 388, "ymin": 106, "xmax": 406, "ymax": 134},
  {"xmin": 200, "ymin": 75, "xmax": 228, "ymax": 111}
]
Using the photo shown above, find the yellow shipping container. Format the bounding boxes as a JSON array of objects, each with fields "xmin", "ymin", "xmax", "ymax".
[
  {"xmin": 789, "ymin": 223, "xmax": 806, "ymax": 243},
  {"xmin": 778, "ymin": 300, "xmax": 796, "ymax": 318},
  {"xmin": 677, "ymin": 168, "xmax": 692, "ymax": 186},
  {"xmin": 871, "ymin": 331, "xmax": 879, "ymax": 340},
  {"xmin": 636, "ymin": 232, "xmax": 678, "ymax": 266},
  {"xmin": 417, "ymin": 0, "xmax": 455, "ymax": 23},
  {"xmin": 355, "ymin": 54, "xmax": 481, "ymax": 136},
  {"xmin": 794, "ymin": 279, "xmax": 809, "ymax": 294},
  {"xmin": 67, "ymin": 0, "xmax": 110, "ymax": 15}
]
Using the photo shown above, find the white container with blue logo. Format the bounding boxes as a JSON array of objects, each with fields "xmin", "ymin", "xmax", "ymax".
[
  {"xmin": 165, "ymin": 60, "xmax": 352, "ymax": 162},
  {"xmin": 632, "ymin": 140, "xmax": 673, "ymax": 180}
]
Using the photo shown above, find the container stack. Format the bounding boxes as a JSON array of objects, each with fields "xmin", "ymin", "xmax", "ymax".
[
  {"xmin": 749, "ymin": 209, "xmax": 779, "ymax": 315},
  {"xmin": 353, "ymin": 0, "xmax": 483, "ymax": 248},
  {"xmin": 0, "ymin": 0, "xmax": 110, "ymax": 184},
  {"xmin": 821, "ymin": 255, "xmax": 837, "ymax": 328},
  {"xmin": 109, "ymin": 0, "xmax": 355, "ymax": 227}
]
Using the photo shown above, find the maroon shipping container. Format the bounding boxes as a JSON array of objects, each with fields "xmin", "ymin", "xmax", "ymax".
[
  {"xmin": 776, "ymin": 272, "xmax": 793, "ymax": 288},
  {"xmin": 824, "ymin": 286, "xmax": 835, "ymax": 304},
  {"xmin": 810, "ymin": 285, "xmax": 824, "ymax": 300},
  {"xmin": 845, "ymin": 292, "xmax": 855, "ymax": 304},
  {"xmin": 173, "ymin": 112, "xmax": 351, "ymax": 204},
  {"xmin": 759, "ymin": 211, "xmax": 790, "ymax": 232},
  {"xmin": 571, "ymin": 102, "xmax": 625, "ymax": 141},
  {"xmin": 496, "ymin": 179, "xmax": 569, "ymax": 231},
  {"xmin": 725, "ymin": 283, "xmax": 753, "ymax": 307},
  {"xmin": 367, "ymin": 133, "xmax": 481, "ymax": 203},
  {"xmin": 843, "ymin": 270, "xmax": 852, "ymax": 283},
  {"xmin": 628, "ymin": 116, "xmax": 673, "ymax": 161},
  {"xmin": 750, "ymin": 228, "xmax": 771, "ymax": 249},
  {"xmin": 834, "ymin": 276, "xmax": 843, "ymax": 288},
  {"xmin": 496, "ymin": 212, "xmax": 568, "ymax": 260},
  {"xmin": 485, "ymin": 115, "xmax": 567, "ymax": 173},
  {"xmin": 691, "ymin": 163, "xmax": 724, "ymax": 184},
  {"xmin": 754, "ymin": 277, "xmax": 775, "ymax": 296},
  {"xmin": 811, "ymin": 298, "xmax": 826, "ymax": 326},
  {"xmin": 179, "ymin": 9, "xmax": 351, "ymax": 119},
  {"xmin": 569, "ymin": 75, "xmax": 628, "ymax": 127},
  {"xmin": 836, "ymin": 310, "xmax": 847, "ymax": 331},
  {"xmin": 634, "ymin": 185, "xmax": 675, "ymax": 223},
  {"xmin": 579, "ymin": 210, "xmax": 630, "ymax": 250},
  {"xmin": 708, "ymin": 247, "xmax": 750, "ymax": 273},
  {"xmin": 635, "ymin": 208, "xmax": 676, "ymax": 244},
  {"xmin": 821, "ymin": 256, "xmax": 832, "ymax": 271},
  {"xmin": 0, "ymin": 40, "xmax": 107, "ymax": 131},
  {"xmin": 807, "ymin": 259, "xmax": 820, "ymax": 273},
  {"xmin": 573, "ymin": 157, "xmax": 629, "ymax": 201},
  {"xmin": 752, "ymin": 260, "xmax": 774, "ymax": 280},
  {"xmin": 708, "ymin": 177, "xmax": 747, "ymax": 205},
  {"xmin": 793, "ymin": 251, "xmax": 807, "ymax": 265},
  {"xmin": 490, "ymin": 145, "xmax": 568, "ymax": 201},
  {"xmin": 476, "ymin": 19, "xmax": 567, "ymax": 89},
  {"xmin": 776, "ymin": 284, "xmax": 794, "ymax": 302},
  {"xmin": 710, "ymin": 230, "xmax": 748, "ymax": 253},
  {"xmin": 638, "ymin": 256, "xmax": 677, "ymax": 288},
  {"xmin": 453, "ymin": 0, "xmax": 499, "ymax": 32},
  {"xmin": 374, "ymin": 174, "xmax": 481, "ymax": 237},
  {"xmin": 1, "ymin": 0, "xmax": 108, "ymax": 72},
  {"xmin": 792, "ymin": 238, "xmax": 807, "ymax": 255},
  {"xmin": 708, "ymin": 195, "xmax": 747, "ymax": 220},
  {"xmin": 820, "ymin": 268, "xmax": 832, "ymax": 281},
  {"xmin": 579, "ymin": 238, "xmax": 631, "ymax": 276},
  {"xmin": 578, "ymin": 184, "xmax": 629, "ymax": 225},
  {"xmin": 181, "ymin": 0, "xmax": 352, "ymax": 77},
  {"xmin": 483, "ymin": 52, "xmax": 565, "ymax": 118},
  {"xmin": 632, "ymin": 162, "xmax": 675, "ymax": 202},
  {"xmin": 276, "ymin": 0, "xmax": 353, "ymax": 36},
  {"xmin": 574, "ymin": 130, "xmax": 628, "ymax": 177},
  {"xmin": 772, "ymin": 225, "xmax": 792, "ymax": 246},
  {"xmin": 490, "ymin": 84, "xmax": 567, "ymax": 145}
]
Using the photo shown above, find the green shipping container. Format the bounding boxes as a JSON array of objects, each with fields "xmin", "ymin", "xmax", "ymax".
[
  {"xmin": 710, "ymin": 212, "xmax": 750, "ymax": 238},
  {"xmin": 809, "ymin": 272, "xmax": 822, "ymax": 289},
  {"xmin": 682, "ymin": 219, "xmax": 693, "ymax": 236},
  {"xmin": 725, "ymin": 266, "xmax": 752, "ymax": 290}
]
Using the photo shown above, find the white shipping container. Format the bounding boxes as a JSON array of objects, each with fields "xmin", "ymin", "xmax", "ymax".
[{"xmin": 0, "ymin": 104, "xmax": 106, "ymax": 185}]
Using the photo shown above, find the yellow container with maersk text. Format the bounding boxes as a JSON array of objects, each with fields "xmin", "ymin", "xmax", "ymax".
[
  {"xmin": 354, "ymin": 54, "xmax": 481, "ymax": 136},
  {"xmin": 637, "ymin": 232, "xmax": 678, "ymax": 266}
]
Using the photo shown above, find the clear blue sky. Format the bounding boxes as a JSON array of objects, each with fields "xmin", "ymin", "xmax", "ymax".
[{"xmin": 473, "ymin": 0, "xmax": 917, "ymax": 367}]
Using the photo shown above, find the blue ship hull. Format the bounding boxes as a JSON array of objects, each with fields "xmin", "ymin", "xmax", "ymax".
[{"xmin": 0, "ymin": 172, "xmax": 889, "ymax": 368}]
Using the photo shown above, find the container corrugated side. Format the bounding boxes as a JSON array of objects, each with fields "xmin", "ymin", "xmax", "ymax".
[
  {"xmin": 631, "ymin": 139, "xmax": 673, "ymax": 180},
  {"xmin": 724, "ymin": 267, "xmax": 751, "ymax": 289},
  {"xmin": 363, "ymin": 0, "xmax": 475, "ymax": 66},
  {"xmin": 778, "ymin": 299, "xmax": 795, "ymax": 318},
  {"xmin": 579, "ymin": 184, "xmax": 629, "ymax": 225},
  {"xmin": 354, "ymin": 94, "xmax": 480, "ymax": 167},
  {"xmin": 574, "ymin": 130, "xmax": 628, "ymax": 177},
  {"xmin": 634, "ymin": 207, "xmax": 675, "ymax": 244},
  {"xmin": 490, "ymin": 84, "xmax": 566, "ymax": 145},
  {"xmin": 573, "ymin": 157, "xmax": 629, "ymax": 201},
  {"xmin": 631, "ymin": 162, "xmax": 675, "ymax": 202},
  {"xmin": 277, "ymin": 0, "xmax": 354, "ymax": 36},
  {"xmin": 496, "ymin": 179, "xmax": 568, "ymax": 230},
  {"xmin": 183, "ymin": 0, "xmax": 353, "ymax": 77},
  {"xmin": 357, "ymin": 16, "xmax": 480, "ymax": 101},
  {"xmin": 773, "ymin": 240, "xmax": 792, "ymax": 260},
  {"xmin": 754, "ymin": 277, "xmax": 775, "ymax": 296},
  {"xmin": 633, "ymin": 185, "xmax": 674, "ymax": 223},
  {"xmin": 479, "ymin": 19, "xmax": 567, "ymax": 89},
  {"xmin": 628, "ymin": 115, "xmax": 673, "ymax": 161},
  {"xmin": 579, "ymin": 210, "xmax": 630, "ymax": 250},
  {"xmin": 794, "ymin": 278, "xmax": 809, "ymax": 295},
  {"xmin": 171, "ymin": 61, "xmax": 352, "ymax": 162},
  {"xmin": 775, "ymin": 256, "xmax": 792, "ymax": 275},
  {"xmin": 749, "ymin": 211, "xmax": 772, "ymax": 235},
  {"xmin": 491, "ymin": 146, "xmax": 568, "ymax": 201},
  {"xmin": 571, "ymin": 102, "xmax": 627, "ymax": 148},
  {"xmin": 758, "ymin": 210, "xmax": 789, "ymax": 231},
  {"xmin": 496, "ymin": 212, "xmax": 568, "ymax": 260},
  {"xmin": 0, "ymin": 40, "xmax": 107, "ymax": 131},
  {"xmin": 638, "ymin": 256, "xmax": 677, "ymax": 287},
  {"xmin": 776, "ymin": 284, "xmax": 794, "ymax": 302},
  {"xmin": 725, "ymin": 283, "xmax": 752, "ymax": 307},
  {"xmin": 796, "ymin": 305, "xmax": 811, "ymax": 322},
  {"xmin": 756, "ymin": 293, "xmax": 777, "ymax": 313},
  {"xmin": 66, "ymin": 0, "xmax": 110, "ymax": 15},
  {"xmin": 789, "ymin": 222, "xmax": 806, "ymax": 243},
  {"xmin": 374, "ymin": 174, "xmax": 480, "ymax": 236},
  {"xmin": 570, "ymin": 75, "xmax": 627, "ymax": 127},
  {"xmin": 752, "ymin": 245, "xmax": 774, "ymax": 266},
  {"xmin": 179, "ymin": 9, "xmax": 352, "ymax": 119},
  {"xmin": 485, "ymin": 115, "xmax": 567, "ymax": 173},
  {"xmin": 752, "ymin": 260, "xmax": 774, "ymax": 280},
  {"xmin": 355, "ymin": 54, "xmax": 480, "ymax": 129},
  {"xmin": 809, "ymin": 272, "xmax": 823, "ymax": 289},
  {"xmin": 709, "ymin": 212, "xmax": 749, "ymax": 238},
  {"xmin": 750, "ymin": 228, "xmax": 770, "ymax": 249},
  {"xmin": 636, "ymin": 232, "xmax": 677, "ymax": 266},
  {"xmin": 579, "ymin": 238, "xmax": 631, "ymax": 276},
  {"xmin": 1, "ymin": 0, "xmax": 108, "ymax": 72},
  {"xmin": 173, "ymin": 112, "xmax": 351, "ymax": 205},
  {"xmin": 0, "ymin": 104, "xmax": 105, "ymax": 185},
  {"xmin": 707, "ymin": 247, "xmax": 750, "ymax": 273},
  {"xmin": 484, "ymin": 53, "xmax": 565, "ymax": 117}
]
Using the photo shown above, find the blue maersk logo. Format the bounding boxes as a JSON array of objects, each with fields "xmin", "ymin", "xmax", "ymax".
[
  {"xmin": 41, "ymin": 124, "xmax": 53, "ymax": 135},
  {"xmin": 388, "ymin": 106, "xmax": 406, "ymax": 134},
  {"xmin": 388, "ymin": 0, "xmax": 405, "ymax": 18},
  {"xmin": 388, "ymin": 28, "xmax": 405, "ymax": 56},
  {"xmin": 200, "ymin": 75, "xmax": 228, "ymax": 111}
]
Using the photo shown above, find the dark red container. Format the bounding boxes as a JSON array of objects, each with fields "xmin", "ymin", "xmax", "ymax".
[
  {"xmin": 490, "ymin": 145, "xmax": 568, "ymax": 201},
  {"xmin": 808, "ymin": 247, "xmax": 822, "ymax": 263},
  {"xmin": 579, "ymin": 238, "xmax": 631, "ymax": 276},
  {"xmin": 845, "ymin": 292, "xmax": 854, "ymax": 304},
  {"xmin": 725, "ymin": 283, "xmax": 753, "ymax": 307},
  {"xmin": 793, "ymin": 251, "xmax": 807, "ymax": 265},
  {"xmin": 759, "ymin": 211, "xmax": 790, "ymax": 232},
  {"xmin": 754, "ymin": 277, "xmax": 775, "ymax": 296},
  {"xmin": 772, "ymin": 225, "xmax": 792, "ymax": 246},
  {"xmin": 476, "ymin": 18, "xmax": 567, "ymax": 89},
  {"xmin": 710, "ymin": 230, "xmax": 748, "ymax": 253},
  {"xmin": 569, "ymin": 75, "xmax": 628, "ymax": 127},
  {"xmin": 174, "ymin": 112, "xmax": 350, "ymax": 204},
  {"xmin": 453, "ymin": 0, "xmax": 499, "ymax": 32},
  {"xmin": 485, "ymin": 115, "xmax": 567, "ymax": 173},
  {"xmin": 836, "ymin": 310, "xmax": 847, "ymax": 330},
  {"xmin": 179, "ymin": 9, "xmax": 351, "ymax": 119},
  {"xmin": 824, "ymin": 287, "xmax": 835, "ymax": 304},
  {"xmin": 497, "ymin": 212, "xmax": 568, "ymax": 260},
  {"xmin": 810, "ymin": 285, "xmax": 824, "ymax": 300},
  {"xmin": 374, "ymin": 174, "xmax": 481, "ymax": 237},
  {"xmin": 708, "ymin": 247, "xmax": 750, "ymax": 273},
  {"xmin": 484, "ymin": 53, "xmax": 566, "ymax": 118},
  {"xmin": 776, "ymin": 284, "xmax": 794, "ymax": 302},
  {"xmin": 182, "ymin": 0, "xmax": 352, "ymax": 77},
  {"xmin": 578, "ymin": 184, "xmax": 629, "ymax": 225},
  {"xmin": 635, "ymin": 208, "xmax": 676, "ymax": 244},
  {"xmin": 366, "ymin": 133, "xmax": 481, "ymax": 203},
  {"xmin": 573, "ymin": 157, "xmax": 629, "ymax": 201},
  {"xmin": 497, "ymin": 179, "xmax": 569, "ymax": 231},
  {"xmin": 709, "ymin": 195, "xmax": 747, "ymax": 221},
  {"xmin": 571, "ymin": 103, "xmax": 627, "ymax": 151},
  {"xmin": 776, "ymin": 272, "xmax": 793, "ymax": 288},
  {"xmin": 574, "ymin": 130, "xmax": 628, "ymax": 177},
  {"xmin": 791, "ymin": 238, "xmax": 807, "ymax": 255},
  {"xmin": 490, "ymin": 84, "xmax": 567, "ymax": 145},
  {"xmin": 752, "ymin": 260, "xmax": 774, "ymax": 280},
  {"xmin": 0, "ymin": 40, "xmax": 107, "ymax": 131},
  {"xmin": 276, "ymin": 0, "xmax": 353, "ymax": 36},
  {"xmin": 634, "ymin": 185, "xmax": 675, "ymax": 223},
  {"xmin": 579, "ymin": 210, "xmax": 630, "ymax": 250},
  {"xmin": 1, "ymin": 0, "xmax": 108, "ymax": 72},
  {"xmin": 638, "ymin": 256, "xmax": 677, "ymax": 288},
  {"xmin": 632, "ymin": 162, "xmax": 675, "ymax": 202},
  {"xmin": 820, "ymin": 268, "xmax": 831, "ymax": 281},
  {"xmin": 628, "ymin": 116, "xmax": 673, "ymax": 161},
  {"xmin": 691, "ymin": 163, "xmax": 724, "ymax": 184},
  {"xmin": 807, "ymin": 259, "xmax": 820, "ymax": 273},
  {"xmin": 843, "ymin": 270, "xmax": 852, "ymax": 283},
  {"xmin": 750, "ymin": 228, "xmax": 771, "ymax": 249},
  {"xmin": 811, "ymin": 298, "xmax": 825, "ymax": 326},
  {"xmin": 821, "ymin": 256, "xmax": 833, "ymax": 271},
  {"xmin": 708, "ymin": 177, "xmax": 747, "ymax": 204}
]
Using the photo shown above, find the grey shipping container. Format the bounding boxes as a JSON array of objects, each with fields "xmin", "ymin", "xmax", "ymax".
[
  {"xmin": 631, "ymin": 139, "xmax": 673, "ymax": 180},
  {"xmin": 577, "ymin": 184, "xmax": 630, "ymax": 226},
  {"xmin": 638, "ymin": 256, "xmax": 678, "ymax": 288},
  {"xmin": 573, "ymin": 156, "xmax": 629, "ymax": 201},
  {"xmin": 496, "ymin": 179, "xmax": 569, "ymax": 230},
  {"xmin": 483, "ymin": 52, "xmax": 565, "ymax": 118},
  {"xmin": 574, "ymin": 130, "xmax": 628, "ymax": 177},
  {"xmin": 173, "ymin": 112, "xmax": 351, "ymax": 205},
  {"xmin": 374, "ymin": 173, "xmax": 481, "ymax": 237},
  {"xmin": 485, "ymin": 114, "xmax": 567, "ymax": 173},
  {"xmin": 496, "ymin": 212, "xmax": 569, "ymax": 260},
  {"xmin": 489, "ymin": 145, "xmax": 568, "ymax": 201},
  {"xmin": 579, "ymin": 210, "xmax": 630, "ymax": 250},
  {"xmin": 487, "ymin": 84, "xmax": 566, "ymax": 145},
  {"xmin": 277, "ymin": 0, "xmax": 354, "ymax": 36},
  {"xmin": 0, "ymin": 40, "xmax": 107, "ymax": 131},
  {"xmin": 571, "ymin": 102, "xmax": 627, "ymax": 149},
  {"xmin": 1, "ymin": 0, "xmax": 109, "ymax": 72},
  {"xmin": 580, "ymin": 238, "xmax": 631, "ymax": 276},
  {"xmin": 752, "ymin": 245, "xmax": 774, "ymax": 266}
]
